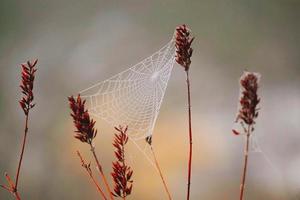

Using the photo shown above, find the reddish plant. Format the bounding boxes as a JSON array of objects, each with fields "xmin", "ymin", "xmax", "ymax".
[
  {"xmin": 175, "ymin": 24, "xmax": 194, "ymax": 200},
  {"xmin": 175, "ymin": 24, "xmax": 194, "ymax": 72},
  {"xmin": 68, "ymin": 95, "xmax": 114, "ymax": 200},
  {"xmin": 232, "ymin": 71, "xmax": 261, "ymax": 200},
  {"xmin": 235, "ymin": 72, "xmax": 260, "ymax": 127},
  {"xmin": 111, "ymin": 126, "xmax": 133, "ymax": 200},
  {"xmin": 68, "ymin": 95, "xmax": 97, "ymax": 143},
  {"xmin": 76, "ymin": 150, "xmax": 108, "ymax": 200},
  {"xmin": 1, "ymin": 59, "xmax": 38, "ymax": 200}
]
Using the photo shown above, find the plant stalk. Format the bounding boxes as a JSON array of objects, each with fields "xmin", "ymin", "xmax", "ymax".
[
  {"xmin": 239, "ymin": 126, "xmax": 251, "ymax": 200},
  {"xmin": 121, "ymin": 141, "xmax": 126, "ymax": 199},
  {"xmin": 86, "ymin": 166, "xmax": 108, "ymax": 200},
  {"xmin": 186, "ymin": 70, "xmax": 193, "ymax": 200},
  {"xmin": 14, "ymin": 190, "xmax": 21, "ymax": 200},
  {"xmin": 90, "ymin": 144, "xmax": 114, "ymax": 200},
  {"xmin": 1, "ymin": 173, "xmax": 21, "ymax": 200},
  {"xmin": 15, "ymin": 113, "xmax": 29, "ymax": 192}
]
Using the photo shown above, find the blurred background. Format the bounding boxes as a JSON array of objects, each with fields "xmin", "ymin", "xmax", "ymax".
[{"xmin": 0, "ymin": 0, "xmax": 299, "ymax": 199}]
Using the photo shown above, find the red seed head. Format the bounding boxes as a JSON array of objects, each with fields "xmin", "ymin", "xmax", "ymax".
[
  {"xmin": 111, "ymin": 125, "xmax": 133, "ymax": 198},
  {"xmin": 68, "ymin": 95, "xmax": 97, "ymax": 143},
  {"xmin": 236, "ymin": 71, "xmax": 261, "ymax": 128},
  {"xmin": 175, "ymin": 24, "xmax": 194, "ymax": 71},
  {"xmin": 19, "ymin": 59, "xmax": 37, "ymax": 115}
]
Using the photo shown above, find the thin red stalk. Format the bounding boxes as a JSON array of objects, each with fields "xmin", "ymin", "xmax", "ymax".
[
  {"xmin": 1, "ymin": 173, "xmax": 21, "ymax": 200},
  {"xmin": 77, "ymin": 151, "xmax": 107, "ymax": 200},
  {"xmin": 88, "ymin": 173, "xmax": 107, "ymax": 200},
  {"xmin": 239, "ymin": 126, "xmax": 251, "ymax": 200},
  {"xmin": 1, "ymin": 60, "xmax": 36, "ymax": 200},
  {"xmin": 0, "ymin": 184, "xmax": 11, "ymax": 192},
  {"xmin": 186, "ymin": 70, "xmax": 193, "ymax": 200},
  {"xmin": 150, "ymin": 146, "xmax": 172, "ymax": 200},
  {"xmin": 14, "ymin": 190, "xmax": 21, "ymax": 200},
  {"xmin": 15, "ymin": 114, "xmax": 29, "ymax": 190},
  {"xmin": 121, "ymin": 141, "xmax": 126, "ymax": 199},
  {"xmin": 121, "ymin": 144, "xmax": 126, "ymax": 200},
  {"xmin": 1, "ymin": 113, "xmax": 30, "ymax": 200},
  {"xmin": 90, "ymin": 144, "xmax": 114, "ymax": 200}
]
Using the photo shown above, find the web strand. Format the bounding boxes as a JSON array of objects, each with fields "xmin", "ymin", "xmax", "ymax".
[{"xmin": 80, "ymin": 38, "xmax": 175, "ymax": 164}]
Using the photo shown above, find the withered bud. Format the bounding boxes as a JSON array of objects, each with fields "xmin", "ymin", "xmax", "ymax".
[
  {"xmin": 111, "ymin": 125, "xmax": 133, "ymax": 198},
  {"xmin": 175, "ymin": 24, "xmax": 194, "ymax": 71},
  {"xmin": 68, "ymin": 95, "xmax": 97, "ymax": 143},
  {"xmin": 233, "ymin": 71, "xmax": 261, "ymax": 135},
  {"xmin": 19, "ymin": 59, "xmax": 37, "ymax": 115}
]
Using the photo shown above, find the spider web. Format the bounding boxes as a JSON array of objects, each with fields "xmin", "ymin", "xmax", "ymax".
[{"xmin": 80, "ymin": 38, "xmax": 175, "ymax": 165}]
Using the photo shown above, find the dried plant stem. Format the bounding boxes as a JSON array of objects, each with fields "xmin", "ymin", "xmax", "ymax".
[
  {"xmin": 77, "ymin": 151, "xmax": 107, "ymax": 200},
  {"xmin": 14, "ymin": 190, "xmax": 21, "ymax": 199},
  {"xmin": 1, "ymin": 173, "xmax": 21, "ymax": 200},
  {"xmin": 186, "ymin": 70, "xmax": 193, "ymax": 200},
  {"xmin": 121, "ymin": 147, "xmax": 127, "ymax": 200},
  {"xmin": 1, "ymin": 113, "xmax": 30, "ymax": 200},
  {"xmin": 0, "ymin": 185, "xmax": 10, "ymax": 192},
  {"xmin": 239, "ymin": 126, "xmax": 251, "ymax": 200},
  {"xmin": 90, "ymin": 144, "xmax": 114, "ymax": 200},
  {"xmin": 1, "ymin": 60, "xmax": 37, "ymax": 200},
  {"xmin": 175, "ymin": 24, "xmax": 194, "ymax": 200},
  {"xmin": 150, "ymin": 146, "xmax": 172, "ymax": 200},
  {"xmin": 13, "ymin": 189, "xmax": 21, "ymax": 199},
  {"xmin": 88, "ymin": 173, "xmax": 107, "ymax": 200},
  {"xmin": 15, "ymin": 114, "xmax": 29, "ymax": 190},
  {"xmin": 121, "ymin": 148, "xmax": 126, "ymax": 200}
]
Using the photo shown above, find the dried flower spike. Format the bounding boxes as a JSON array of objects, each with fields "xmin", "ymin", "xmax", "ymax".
[
  {"xmin": 234, "ymin": 71, "xmax": 261, "ymax": 200},
  {"xmin": 175, "ymin": 24, "xmax": 194, "ymax": 71},
  {"xmin": 1, "ymin": 59, "xmax": 38, "ymax": 200},
  {"xmin": 175, "ymin": 24, "xmax": 194, "ymax": 200},
  {"xmin": 19, "ymin": 59, "xmax": 37, "ymax": 115},
  {"xmin": 111, "ymin": 125, "xmax": 133, "ymax": 199},
  {"xmin": 69, "ymin": 95, "xmax": 114, "ymax": 199},
  {"xmin": 68, "ymin": 95, "xmax": 97, "ymax": 143},
  {"xmin": 233, "ymin": 71, "xmax": 261, "ymax": 134}
]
